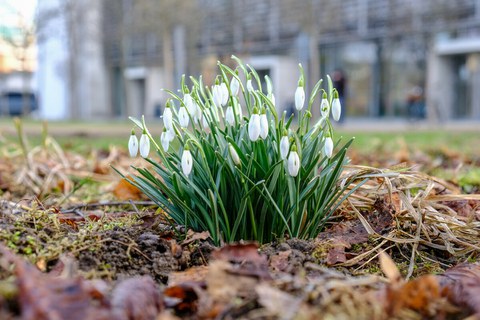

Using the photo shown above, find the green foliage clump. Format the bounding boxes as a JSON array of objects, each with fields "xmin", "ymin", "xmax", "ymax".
[{"xmin": 126, "ymin": 57, "xmax": 364, "ymax": 244}]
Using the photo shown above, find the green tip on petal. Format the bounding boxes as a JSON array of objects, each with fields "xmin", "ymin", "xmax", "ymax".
[
  {"xmin": 184, "ymin": 144, "xmax": 190, "ymax": 151},
  {"xmin": 291, "ymin": 144, "xmax": 297, "ymax": 152},
  {"xmin": 142, "ymin": 128, "xmax": 147, "ymax": 134},
  {"xmin": 334, "ymin": 90, "xmax": 339, "ymax": 99},
  {"xmin": 282, "ymin": 129, "xmax": 288, "ymax": 136},
  {"xmin": 131, "ymin": 128, "xmax": 135, "ymax": 135},
  {"xmin": 322, "ymin": 91, "xmax": 327, "ymax": 99},
  {"xmin": 253, "ymin": 107, "xmax": 259, "ymax": 114},
  {"xmin": 215, "ymin": 78, "xmax": 219, "ymax": 85},
  {"xmin": 261, "ymin": 108, "xmax": 267, "ymax": 115}
]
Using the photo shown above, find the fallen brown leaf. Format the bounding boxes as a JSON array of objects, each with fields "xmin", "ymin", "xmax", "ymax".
[
  {"xmin": 113, "ymin": 175, "xmax": 143, "ymax": 200},
  {"xmin": 438, "ymin": 263, "xmax": 480, "ymax": 318}
]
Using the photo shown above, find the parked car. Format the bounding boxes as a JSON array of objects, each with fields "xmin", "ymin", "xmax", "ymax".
[{"xmin": 0, "ymin": 92, "xmax": 38, "ymax": 116}]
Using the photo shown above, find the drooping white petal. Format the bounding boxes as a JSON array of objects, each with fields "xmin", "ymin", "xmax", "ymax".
[
  {"xmin": 178, "ymin": 106, "xmax": 189, "ymax": 127},
  {"xmin": 166, "ymin": 128, "xmax": 175, "ymax": 141},
  {"xmin": 194, "ymin": 101, "xmax": 202, "ymax": 124},
  {"xmin": 225, "ymin": 106, "xmax": 235, "ymax": 126},
  {"xmin": 248, "ymin": 114, "xmax": 261, "ymax": 142},
  {"xmin": 160, "ymin": 131, "xmax": 170, "ymax": 151},
  {"xmin": 163, "ymin": 107, "xmax": 173, "ymax": 130},
  {"xmin": 128, "ymin": 134, "xmax": 139, "ymax": 157},
  {"xmin": 181, "ymin": 149, "xmax": 193, "ymax": 176},
  {"xmin": 280, "ymin": 135, "xmax": 289, "ymax": 160},
  {"xmin": 321, "ymin": 98, "xmax": 330, "ymax": 118},
  {"xmin": 220, "ymin": 82, "xmax": 229, "ymax": 106},
  {"xmin": 139, "ymin": 134, "xmax": 150, "ymax": 158},
  {"xmin": 229, "ymin": 144, "xmax": 241, "ymax": 166},
  {"xmin": 259, "ymin": 113, "xmax": 269, "ymax": 139},
  {"xmin": 230, "ymin": 77, "xmax": 240, "ymax": 96},
  {"xmin": 295, "ymin": 86, "xmax": 305, "ymax": 111},
  {"xmin": 246, "ymin": 79, "xmax": 254, "ymax": 92},
  {"xmin": 332, "ymin": 98, "xmax": 341, "ymax": 121},
  {"xmin": 288, "ymin": 151, "xmax": 300, "ymax": 177},
  {"xmin": 183, "ymin": 93, "xmax": 195, "ymax": 115},
  {"xmin": 212, "ymin": 85, "xmax": 222, "ymax": 107},
  {"xmin": 324, "ymin": 137, "xmax": 333, "ymax": 158}
]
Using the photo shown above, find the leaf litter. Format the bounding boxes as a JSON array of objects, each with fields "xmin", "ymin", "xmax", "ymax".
[{"xmin": 0, "ymin": 124, "xmax": 479, "ymax": 319}]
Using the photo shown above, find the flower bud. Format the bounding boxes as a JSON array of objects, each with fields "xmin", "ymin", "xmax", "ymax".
[
  {"xmin": 288, "ymin": 145, "xmax": 300, "ymax": 177},
  {"xmin": 139, "ymin": 130, "xmax": 150, "ymax": 158},
  {"xmin": 280, "ymin": 133, "xmax": 289, "ymax": 160},
  {"xmin": 128, "ymin": 129, "xmax": 138, "ymax": 158},
  {"xmin": 332, "ymin": 91, "xmax": 341, "ymax": 121},
  {"xmin": 181, "ymin": 148, "xmax": 193, "ymax": 176},
  {"xmin": 295, "ymin": 86, "xmax": 305, "ymax": 111},
  {"xmin": 225, "ymin": 106, "xmax": 235, "ymax": 126},
  {"xmin": 259, "ymin": 111, "xmax": 268, "ymax": 139},
  {"xmin": 163, "ymin": 104, "xmax": 173, "ymax": 130},
  {"xmin": 220, "ymin": 82, "xmax": 229, "ymax": 106},
  {"xmin": 229, "ymin": 144, "xmax": 241, "ymax": 166},
  {"xmin": 324, "ymin": 136, "xmax": 333, "ymax": 158},
  {"xmin": 230, "ymin": 77, "xmax": 240, "ymax": 96},
  {"xmin": 178, "ymin": 106, "xmax": 189, "ymax": 128},
  {"xmin": 321, "ymin": 92, "xmax": 329, "ymax": 118},
  {"xmin": 160, "ymin": 128, "xmax": 171, "ymax": 152},
  {"xmin": 248, "ymin": 109, "xmax": 261, "ymax": 142}
]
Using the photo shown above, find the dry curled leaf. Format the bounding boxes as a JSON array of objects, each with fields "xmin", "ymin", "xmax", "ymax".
[{"xmin": 113, "ymin": 175, "xmax": 143, "ymax": 200}]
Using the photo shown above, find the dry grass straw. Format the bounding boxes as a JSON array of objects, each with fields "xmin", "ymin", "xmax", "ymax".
[
  {"xmin": 339, "ymin": 165, "xmax": 480, "ymax": 279},
  {"xmin": 2, "ymin": 119, "xmax": 120, "ymax": 198}
]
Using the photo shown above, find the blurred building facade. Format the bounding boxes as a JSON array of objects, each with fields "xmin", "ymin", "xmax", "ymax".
[
  {"xmin": 36, "ymin": 0, "xmax": 108, "ymax": 119},
  {"xmin": 37, "ymin": 0, "xmax": 480, "ymax": 121},
  {"xmin": 0, "ymin": 2, "xmax": 36, "ymax": 115}
]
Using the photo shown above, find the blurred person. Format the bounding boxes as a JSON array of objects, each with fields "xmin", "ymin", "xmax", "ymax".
[
  {"xmin": 406, "ymin": 86, "xmax": 425, "ymax": 120},
  {"xmin": 332, "ymin": 69, "xmax": 346, "ymax": 122}
]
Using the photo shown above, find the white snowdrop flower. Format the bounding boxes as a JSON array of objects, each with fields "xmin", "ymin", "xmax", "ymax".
[
  {"xmin": 162, "ymin": 105, "xmax": 173, "ymax": 131},
  {"xmin": 321, "ymin": 93, "xmax": 330, "ymax": 118},
  {"xmin": 181, "ymin": 148, "xmax": 193, "ymax": 176},
  {"xmin": 128, "ymin": 129, "xmax": 138, "ymax": 158},
  {"xmin": 295, "ymin": 86, "xmax": 305, "ymax": 111},
  {"xmin": 229, "ymin": 144, "xmax": 241, "ymax": 166},
  {"xmin": 139, "ymin": 131, "xmax": 150, "ymax": 158},
  {"xmin": 160, "ymin": 129, "xmax": 171, "ymax": 152},
  {"xmin": 259, "ymin": 111, "xmax": 269, "ymax": 139},
  {"xmin": 183, "ymin": 93, "xmax": 195, "ymax": 115},
  {"xmin": 193, "ymin": 101, "xmax": 202, "ymax": 124},
  {"xmin": 212, "ymin": 84, "xmax": 223, "ymax": 107},
  {"xmin": 248, "ymin": 109, "xmax": 261, "ymax": 142},
  {"xmin": 324, "ymin": 136, "xmax": 333, "ymax": 158},
  {"xmin": 230, "ymin": 77, "xmax": 240, "ymax": 96},
  {"xmin": 220, "ymin": 82, "xmax": 229, "ymax": 106},
  {"xmin": 225, "ymin": 106, "xmax": 235, "ymax": 126},
  {"xmin": 332, "ymin": 93, "xmax": 341, "ymax": 121},
  {"xmin": 279, "ymin": 133, "xmax": 289, "ymax": 160},
  {"xmin": 268, "ymin": 92, "xmax": 276, "ymax": 107},
  {"xmin": 178, "ymin": 106, "xmax": 189, "ymax": 128},
  {"xmin": 246, "ymin": 79, "xmax": 254, "ymax": 92},
  {"xmin": 288, "ymin": 146, "xmax": 300, "ymax": 177}
]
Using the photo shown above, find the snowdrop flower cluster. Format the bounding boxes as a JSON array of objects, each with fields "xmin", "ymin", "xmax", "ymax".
[
  {"xmin": 125, "ymin": 57, "xmax": 353, "ymax": 245},
  {"xmin": 128, "ymin": 128, "xmax": 150, "ymax": 158}
]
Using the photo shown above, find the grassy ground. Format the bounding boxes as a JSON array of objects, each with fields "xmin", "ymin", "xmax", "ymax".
[{"xmin": 2, "ymin": 118, "xmax": 479, "ymax": 156}]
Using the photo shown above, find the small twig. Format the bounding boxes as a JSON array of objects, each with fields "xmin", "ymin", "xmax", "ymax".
[{"xmin": 61, "ymin": 201, "xmax": 156, "ymax": 214}]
